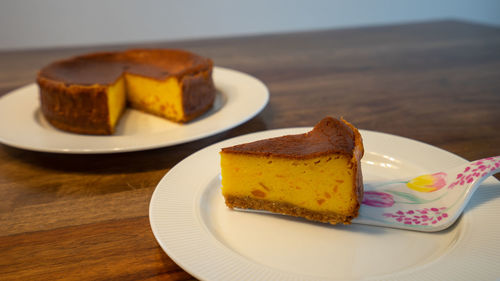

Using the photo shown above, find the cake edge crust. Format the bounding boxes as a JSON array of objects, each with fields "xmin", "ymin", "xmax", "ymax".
[
  {"xmin": 224, "ymin": 195, "xmax": 358, "ymax": 225},
  {"xmin": 37, "ymin": 76, "xmax": 116, "ymax": 135},
  {"xmin": 343, "ymin": 118, "xmax": 364, "ymax": 206}
]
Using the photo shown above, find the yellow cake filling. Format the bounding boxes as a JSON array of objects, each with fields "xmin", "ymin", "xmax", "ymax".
[
  {"xmin": 220, "ymin": 153, "xmax": 358, "ymax": 215},
  {"xmin": 125, "ymin": 74, "xmax": 184, "ymax": 122},
  {"xmin": 102, "ymin": 74, "xmax": 186, "ymax": 132},
  {"xmin": 106, "ymin": 77, "xmax": 127, "ymax": 129}
]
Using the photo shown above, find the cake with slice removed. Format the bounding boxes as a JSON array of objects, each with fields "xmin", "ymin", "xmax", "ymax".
[
  {"xmin": 37, "ymin": 49, "xmax": 215, "ymax": 135},
  {"xmin": 220, "ymin": 117, "xmax": 364, "ymax": 224}
]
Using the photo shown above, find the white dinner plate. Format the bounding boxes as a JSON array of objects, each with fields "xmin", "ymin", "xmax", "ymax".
[
  {"xmin": 0, "ymin": 67, "xmax": 269, "ymax": 153},
  {"xmin": 149, "ymin": 128, "xmax": 500, "ymax": 281}
]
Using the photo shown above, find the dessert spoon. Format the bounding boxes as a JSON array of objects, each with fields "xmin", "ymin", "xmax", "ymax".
[{"xmin": 355, "ymin": 155, "xmax": 500, "ymax": 231}]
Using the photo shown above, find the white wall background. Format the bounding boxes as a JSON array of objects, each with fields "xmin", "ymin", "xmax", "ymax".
[{"xmin": 1, "ymin": 0, "xmax": 499, "ymax": 51}]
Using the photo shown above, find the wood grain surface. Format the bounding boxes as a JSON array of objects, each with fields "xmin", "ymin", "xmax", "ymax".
[{"xmin": 1, "ymin": 20, "xmax": 499, "ymax": 280}]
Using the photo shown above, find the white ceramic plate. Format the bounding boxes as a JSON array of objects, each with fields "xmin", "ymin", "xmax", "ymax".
[
  {"xmin": 149, "ymin": 128, "xmax": 500, "ymax": 281},
  {"xmin": 0, "ymin": 67, "xmax": 269, "ymax": 154}
]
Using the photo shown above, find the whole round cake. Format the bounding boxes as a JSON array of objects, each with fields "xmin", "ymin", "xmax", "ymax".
[{"xmin": 37, "ymin": 49, "xmax": 216, "ymax": 135}]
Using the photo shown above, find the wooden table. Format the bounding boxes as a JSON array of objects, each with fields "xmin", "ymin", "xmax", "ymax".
[{"xmin": 1, "ymin": 20, "xmax": 499, "ymax": 280}]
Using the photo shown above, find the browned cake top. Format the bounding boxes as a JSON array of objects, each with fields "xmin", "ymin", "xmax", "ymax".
[
  {"xmin": 38, "ymin": 49, "xmax": 213, "ymax": 86},
  {"xmin": 222, "ymin": 117, "xmax": 361, "ymax": 159}
]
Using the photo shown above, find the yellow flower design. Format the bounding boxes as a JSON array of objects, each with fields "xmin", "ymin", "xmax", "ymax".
[{"xmin": 406, "ymin": 172, "xmax": 447, "ymax": 192}]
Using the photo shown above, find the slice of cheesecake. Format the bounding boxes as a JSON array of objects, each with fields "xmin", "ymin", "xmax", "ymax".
[{"xmin": 220, "ymin": 117, "xmax": 364, "ymax": 224}]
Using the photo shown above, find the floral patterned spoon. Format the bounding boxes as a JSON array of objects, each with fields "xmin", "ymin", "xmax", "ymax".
[{"xmin": 356, "ymin": 156, "xmax": 500, "ymax": 232}]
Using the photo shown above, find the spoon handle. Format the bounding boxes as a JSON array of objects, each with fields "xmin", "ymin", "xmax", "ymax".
[
  {"xmin": 449, "ymin": 156, "xmax": 500, "ymax": 189},
  {"xmin": 357, "ymin": 156, "xmax": 500, "ymax": 232}
]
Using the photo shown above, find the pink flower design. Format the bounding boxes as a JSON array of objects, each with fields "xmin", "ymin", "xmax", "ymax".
[
  {"xmin": 362, "ymin": 191, "xmax": 394, "ymax": 207},
  {"xmin": 383, "ymin": 207, "xmax": 448, "ymax": 226},
  {"xmin": 406, "ymin": 172, "xmax": 447, "ymax": 192},
  {"xmin": 449, "ymin": 157, "xmax": 500, "ymax": 189}
]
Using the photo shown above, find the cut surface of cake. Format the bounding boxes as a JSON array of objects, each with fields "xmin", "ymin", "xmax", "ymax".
[
  {"xmin": 37, "ymin": 49, "xmax": 215, "ymax": 135},
  {"xmin": 220, "ymin": 117, "xmax": 364, "ymax": 224}
]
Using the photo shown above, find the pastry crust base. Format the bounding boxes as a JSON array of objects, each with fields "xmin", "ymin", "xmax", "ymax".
[{"xmin": 224, "ymin": 195, "xmax": 359, "ymax": 225}]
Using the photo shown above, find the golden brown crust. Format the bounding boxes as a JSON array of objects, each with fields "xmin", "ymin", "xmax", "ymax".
[
  {"xmin": 221, "ymin": 116, "xmax": 357, "ymax": 159},
  {"xmin": 180, "ymin": 67, "xmax": 216, "ymax": 122},
  {"xmin": 38, "ymin": 49, "xmax": 213, "ymax": 85},
  {"xmin": 341, "ymin": 117, "xmax": 365, "ymax": 204},
  {"xmin": 37, "ymin": 76, "xmax": 116, "ymax": 135},
  {"xmin": 122, "ymin": 49, "xmax": 214, "ymax": 80},
  {"xmin": 225, "ymin": 195, "xmax": 357, "ymax": 224}
]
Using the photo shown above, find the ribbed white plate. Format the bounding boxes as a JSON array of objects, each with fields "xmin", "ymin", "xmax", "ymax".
[
  {"xmin": 0, "ymin": 67, "xmax": 268, "ymax": 153},
  {"xmin": 149, "ymin": 128, "xmax": 500, "ymax": 281}
]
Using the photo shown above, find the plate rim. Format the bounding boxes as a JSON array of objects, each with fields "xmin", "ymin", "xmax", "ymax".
[
  {"xmin": 149, "ymin": 127, "xmax": 500, "ymax": 281},
  {"xmin": 0, "ymin": 66, "xmax": 269, "ymax": 154}
]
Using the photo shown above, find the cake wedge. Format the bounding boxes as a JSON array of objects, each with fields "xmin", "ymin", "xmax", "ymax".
[{"xmin": 220, "ymin": 117, "xmax": 364, "ymax": 224}]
